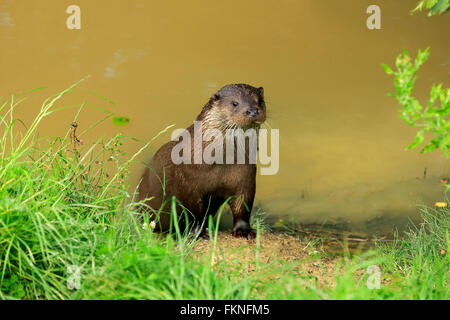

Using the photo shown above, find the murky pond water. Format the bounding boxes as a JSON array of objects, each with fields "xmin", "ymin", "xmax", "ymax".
[{"xmin": 1, "ymin": 0, "xmax": 449, "ymax": 235}]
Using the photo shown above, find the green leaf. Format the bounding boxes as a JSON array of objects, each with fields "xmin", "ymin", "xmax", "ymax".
[
  {"xmin": 381, "ymin": 64, "xmax": 394, "ymax": 75},
  {"xmin": 412, "ymin": 1, "xmax": 426, "ymax": 13},
  {"xmin": 421, "ymin": 140, "xmax": 439, "ymax": 153},
  {"xmin": 439, "ymin": 134, "xmax": 450, "ymax": 149},
  {"xmin": 426, "ymin": 0, "xmax": 439, "ymax": 10},
  {"xmin": 429, "ymin": 0, "xmax": 450, "ymax": 15},
  {"xmin": 408, "ymin": 130, "xmax": 425, "ymax": 149},
  {"xmin": 112, "ymin": 116, "xmax": 130, "ymax": 126},
  {"xmin": 413, "ymin": 0, "xmax": 450, "ymax": 15}
]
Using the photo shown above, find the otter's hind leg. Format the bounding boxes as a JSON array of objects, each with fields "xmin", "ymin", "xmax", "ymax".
[{"xmin": 229, "ymin": 194, "xmax": 256, "ymax": 240}]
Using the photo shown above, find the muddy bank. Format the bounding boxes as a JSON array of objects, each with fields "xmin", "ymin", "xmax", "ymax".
[
  {"xmin": 217, "ymin": 209, "xmax": 402, "ymax": 253},
  {"xmin": 191, "ymin": 232, "xmax": 384, "ymax": 289}
]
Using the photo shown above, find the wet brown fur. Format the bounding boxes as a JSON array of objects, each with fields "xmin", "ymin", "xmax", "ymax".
[{"xmin": 138, "ymin": 84, "xmax": 266, "ymax": 239}]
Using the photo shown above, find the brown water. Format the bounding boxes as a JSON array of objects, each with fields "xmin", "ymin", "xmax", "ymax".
[{"xmin": 1, "ymin": 0, "xmax": 449, "ymax": 234}]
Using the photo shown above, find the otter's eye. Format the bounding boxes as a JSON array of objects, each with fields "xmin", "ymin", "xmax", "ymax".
[{"xmin": 232, "ymin": 101, "xmax": 239, "ymax": 107}]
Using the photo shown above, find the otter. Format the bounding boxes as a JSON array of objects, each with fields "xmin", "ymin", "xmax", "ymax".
[{"xmin": 138, "ymin": 84, "xmax": 266, "ymax": 239}]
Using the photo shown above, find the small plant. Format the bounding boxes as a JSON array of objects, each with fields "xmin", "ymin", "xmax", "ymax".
[{"xmin": 382, "ymin": 48, "xmax": 449, "ymax": 157}]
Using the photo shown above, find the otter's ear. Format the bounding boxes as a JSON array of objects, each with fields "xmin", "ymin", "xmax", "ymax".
[
  {"xmin": 258, "ymin": 87, "xmax": 264, "ymax": 97},
  {"xmin": 212, "ymin": 93, "xmax": 220, "ymax": 101}
]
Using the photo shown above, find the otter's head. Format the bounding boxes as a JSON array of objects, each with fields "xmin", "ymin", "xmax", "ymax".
[{"xmin": 198, "ymin": 84, "xmax": 266, "ymax": 131}]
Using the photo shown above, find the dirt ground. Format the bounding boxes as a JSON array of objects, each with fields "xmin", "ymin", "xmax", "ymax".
[{"xmin": 191, "ymin": 231, "xmax": 357, "ymax": 288}]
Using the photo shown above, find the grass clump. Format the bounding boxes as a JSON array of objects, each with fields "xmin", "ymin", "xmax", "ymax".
[
  {"xmin": 377, "ymin": 206, "xmax": 449, "ymax": 299},
  {"xmin": 0, "ymin": 82, "xmax": 255, "ymax": 300},
  {"xmin": 0, "ymin": 82, "xmax": 132, "ymax": 299},
  {"xmin": 72, "ymin": 235, "xmax": 255, "ymax": 300}
]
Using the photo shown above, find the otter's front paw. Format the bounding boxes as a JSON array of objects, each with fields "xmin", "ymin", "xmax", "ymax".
[{"xmin": 232, "ymin": 221, "xmax": 256, "ymax": 240}]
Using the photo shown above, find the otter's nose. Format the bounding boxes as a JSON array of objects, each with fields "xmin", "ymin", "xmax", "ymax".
[{"xmin": 246, "ymin": 107, "xmax": 259, "ymax": 118}]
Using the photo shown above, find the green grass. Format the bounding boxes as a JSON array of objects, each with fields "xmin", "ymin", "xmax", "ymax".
[
  {"xmin": 0, "ymin": 83, "xmax": 448, "ymax": 300},
  {"xmin": 376, "ymin": 206, "xmax": 449, "ymax": 299}
]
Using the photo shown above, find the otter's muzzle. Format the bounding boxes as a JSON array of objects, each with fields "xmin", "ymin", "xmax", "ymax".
[{"xmin": 246, "ymin": 107, "xmax": 259, "ymax": 118}]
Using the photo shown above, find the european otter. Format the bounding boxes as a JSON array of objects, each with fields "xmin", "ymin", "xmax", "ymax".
[{"xmin": 138, "ymin": 84, "xmax": 266, "ymax": 239}]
